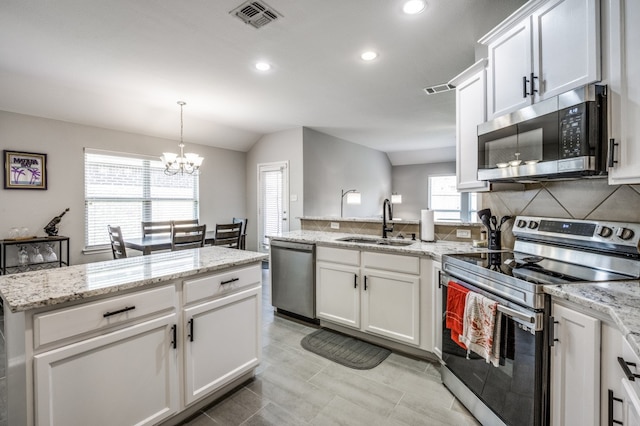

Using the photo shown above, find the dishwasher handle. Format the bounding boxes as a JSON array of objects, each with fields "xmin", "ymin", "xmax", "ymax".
[{"xmin": 270, "ymin": 240, "xmax": 315, "ymax": 252}]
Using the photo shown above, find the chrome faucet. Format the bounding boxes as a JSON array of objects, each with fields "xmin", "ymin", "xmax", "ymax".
[{"xmin": 382, "ymin": 198, "xmax": 393, "ymax": 238}]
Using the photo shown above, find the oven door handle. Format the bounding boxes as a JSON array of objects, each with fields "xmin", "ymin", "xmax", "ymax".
[{"xmin": 497, "ymin": 304, "xmax": 535, "ymax": 325}]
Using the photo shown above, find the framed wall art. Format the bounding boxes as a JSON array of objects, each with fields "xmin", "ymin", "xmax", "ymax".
[{"xmin": 4, "ymin": 150, "xmax": 47, "ymax": 190}]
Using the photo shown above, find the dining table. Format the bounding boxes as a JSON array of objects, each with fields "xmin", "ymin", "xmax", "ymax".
[{"xmin": 124, "ymin": 231, "xmax": 217, "ymax": 255}]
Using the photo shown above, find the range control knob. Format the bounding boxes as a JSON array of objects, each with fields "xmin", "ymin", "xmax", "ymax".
[
  {"xmin": 527, "ymin": 221, "xmax": 539, "ymax": 229},
  {"xmin": 597, "ymin": 226, "xmax": 613, "ymax": 238},
  {"xmin": 616, "ymin": 227, "xmax": 635, "ymax": 240},
  {"xmin": 516, "ymin": 219, "xmax": 527, "ymax": 228}
]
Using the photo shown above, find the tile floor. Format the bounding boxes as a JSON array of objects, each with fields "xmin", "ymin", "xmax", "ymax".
[{"xmin": 0, "ymin": 268, "xmax": 480, "ymax": 426}]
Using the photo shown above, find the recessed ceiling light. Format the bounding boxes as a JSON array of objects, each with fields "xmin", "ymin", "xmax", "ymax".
[
  {"xmin": 403, "ymin": 0, "xmax": 426, "ymax": 14},
  {"xmin": 360, "ymin": 51, "xmax": 378, "ymax": 61},
  {"xmin": 255, "ymin": 62, "xmax": 271, "ymax": 71}
]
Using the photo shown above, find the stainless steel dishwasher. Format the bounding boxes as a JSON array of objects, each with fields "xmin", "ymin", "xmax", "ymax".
[{"xmin": 270, "ymin": 239, "xmax": 316, "ymax": 321}]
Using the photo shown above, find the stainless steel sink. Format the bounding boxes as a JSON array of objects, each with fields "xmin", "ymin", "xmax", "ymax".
[{"xmin": 336, "ymin": 237, "xmax": 415, "ymax": 246}]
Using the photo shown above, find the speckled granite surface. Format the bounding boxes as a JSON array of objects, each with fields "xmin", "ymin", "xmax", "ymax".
[
  {"xmin": 0, "ymin": 246, "xmax": 268, "ymax": 313},
  {"xmin": 299, "ymin": 216, "xmax": 483, "ymax": 227},
  {"xmin": 269, "ymin": 230, "xmax": 488, "ymax": 261},
  {"xmin": 545, "ymin": 282, "xmax": 640, "ymax": 358}
]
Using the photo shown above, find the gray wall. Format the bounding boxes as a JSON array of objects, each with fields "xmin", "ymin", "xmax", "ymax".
[
  {"xmin": 391, "ymin": 162, "xmax": 456, "ymax": 220},
  {"xmin": 303, "ymin": 128, "xmax": 392, "ymax": 218},
  {"xmin": 0, "ymin": 110, "xmax": 246, "ymax": 264},
  {"xmin": 246, "ymin": 128, "xmax": 304, "ymax": 251}
]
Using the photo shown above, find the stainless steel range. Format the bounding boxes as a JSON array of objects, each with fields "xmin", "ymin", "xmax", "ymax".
[{"xmin": 440, "ymin": 216, "xmax": 640, "ymax": 426}]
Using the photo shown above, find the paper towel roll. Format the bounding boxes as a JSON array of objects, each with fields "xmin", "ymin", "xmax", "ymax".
[{"xmin": 421, "ymin": 209, "xmax": 435, "ymax": 242}]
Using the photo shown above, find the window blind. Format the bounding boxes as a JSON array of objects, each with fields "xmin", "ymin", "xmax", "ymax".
[
  {"xmin": 84, "ymin": 149, "xmax": 199, "ymax": 248},
  {"xmin": 260, "ymin": 168, "xmax": 283, "ymax": 247}
]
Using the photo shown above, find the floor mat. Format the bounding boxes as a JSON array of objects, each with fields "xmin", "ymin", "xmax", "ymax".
[{"xmin": 300, "ymin": 328, "xmax": 391, "ymax": 370}]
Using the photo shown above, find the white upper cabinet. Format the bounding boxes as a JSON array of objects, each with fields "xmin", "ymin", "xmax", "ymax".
[
  {"xmin": 483, "ymin": 0, "xmax": 601, "ymax": 119},
  {"xmin": 486, "ymin": 18, "xmax": 534, "ymax": 117},
  {"xmin": 606, "ymin": 0, "xmax": 640, "ymax": 184},
  {"xmin": 450, "ymin": 59, "xmax": 490, "ymax": 192}
]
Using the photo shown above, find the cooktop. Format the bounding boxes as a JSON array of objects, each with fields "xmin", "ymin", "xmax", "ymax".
[{"xmin": 446, "ymin": 250, "xmax": 636, "ymax": 286}]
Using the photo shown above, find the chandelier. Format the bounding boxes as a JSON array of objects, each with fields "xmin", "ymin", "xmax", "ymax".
[{"xmin": 161, "ymin": 101, "xmax": 204, "ymax": 175}]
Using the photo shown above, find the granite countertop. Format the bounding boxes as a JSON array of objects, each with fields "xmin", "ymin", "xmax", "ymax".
[
  {"xmin": 0, "ymin": 246, "xmax": 268, "ymax": 313},
  {"xmin": 545, "ymin": 281, "xmax": 640, "ymax": 359},
  {"xmin": 299, "ymin": 216, "xmax": 483, "ymax": 227},
  {"xmin": 269, "ymin": 230, "xmax": 488, "ymax": 261}
]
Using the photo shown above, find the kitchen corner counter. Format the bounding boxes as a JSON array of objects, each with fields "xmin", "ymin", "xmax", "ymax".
[
  {"xmin": 0, "ymin": 246, "xmax": 268, "ymax": 313},
  {"xmin": 269, "ymin": 230, "xmax": 487, "ymax": 260},
  {"xmin": 545, "ymin": 281, "xmax": 640, "ymax": 358}
]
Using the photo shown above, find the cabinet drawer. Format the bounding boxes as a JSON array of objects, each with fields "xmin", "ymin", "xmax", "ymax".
[
  {"xmin": 184, "ymin": 265, "xmax": 261, "ymax": 305},
  {"xmin": 34, "ymin": 284, "xmax": 176, "ymax": 348},
  {"xmin": 362, "ymin": 251, "xmax": 419, "ymax": 275},
  {"xmin": 317, "ymin": 246, "xmax": 360, "ymax": 266}
]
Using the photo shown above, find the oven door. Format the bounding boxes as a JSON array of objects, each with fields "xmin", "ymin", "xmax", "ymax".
[{"xmin": 440, "ymin": 273, "xmax": 549, "ymax": 426}]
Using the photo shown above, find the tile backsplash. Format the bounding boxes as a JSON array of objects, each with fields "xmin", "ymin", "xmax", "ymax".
[{"xmin": 481, "ymin": 179, "xmax": 640, "ymax": 248}]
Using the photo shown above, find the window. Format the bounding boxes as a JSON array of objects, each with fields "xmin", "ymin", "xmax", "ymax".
[
  {"xmin": 428, "ymin": 175, "xmax": 477, "ymax": 222},
  {"xmin": 84, "ymin": 149, "xmax": 199, "ymax": 249}
]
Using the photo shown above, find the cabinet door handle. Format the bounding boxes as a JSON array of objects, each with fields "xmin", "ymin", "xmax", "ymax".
[
  {"xmin": 548, "ymin": 316, "xmax": 559, "ymax": 346},
  {"xmin": 364, "ymin": 276, "xmax": 368, "ymax": 291},
  {"xmin": 103, "ymin": 305, "xmax": 135, "ymax": 318},
  {"xmin": 522, "ymin": 76, "xmax": 529, "ymax": 98},
  {"xmin": 188, "ymin": 318, "xmax": 194, "ymax": 342},
  {"xmin": 608, "ymin": 389, "xmax": 624, "ymax": 425},
  {"xmin": 171, "ymin": 324, "xmax": 177, "ymax": 349},
  {"xmin": 530, "ymin": 73, "xmax": 538, "ymax": 95},
  {"xmin": 354, "ymin": 274, "xmax": 358, "ymax": 289},
  {"xmin": 221, "ymin": 277, "xmax": 239, "ymax": 285},
  {"xmin": 438, "ymin": 270, "xmax": 442, "ymax": 289},
  {"xmin": 618, "ymin": 357, "xmax": 640, "ymax": 381},
  {"xmin": 608, "ymin": 139, "xmax": 619, "ymax": 168}
]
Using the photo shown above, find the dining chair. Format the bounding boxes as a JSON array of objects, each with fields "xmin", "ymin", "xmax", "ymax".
[
  {"xmin": 232, "ymin": 217, "xmax": 248, "ymax": 250},
  {"xmin": 141, "ymin": 220, "xmax": 173, "ymax": 237},
  {"xmin": 171, "ymin": 224, "xmax": 207, "ymax": 251},
  {"xmin": 212, "ymin": 223, "xmax": 243, "ymax": 249},
  {"xmin": 171, "ymin": 219, "xmax": 199, "ymax": 231},
  {"xmin": 107, "ymin": 225, "xmax": 127, "ymax": 259}
]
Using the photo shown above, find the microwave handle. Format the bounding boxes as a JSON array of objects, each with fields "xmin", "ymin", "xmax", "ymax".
[{"xmin": 608, "ymin": 139, "xmax": 619, "ymax": 168}]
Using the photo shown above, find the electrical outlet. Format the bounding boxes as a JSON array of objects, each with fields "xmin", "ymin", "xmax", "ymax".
[
  {"xmin": 456, "ymin": 229, "xmax": 471, "ymax": 238},
  {"xmin": 330, "ymin": 222, "xmax": 340, "ymax": 229}
]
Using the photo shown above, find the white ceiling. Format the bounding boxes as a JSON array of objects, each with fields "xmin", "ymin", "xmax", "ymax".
[{"xmin": 0, "ymin": 0, "xmax": 527, "ymax": 165}]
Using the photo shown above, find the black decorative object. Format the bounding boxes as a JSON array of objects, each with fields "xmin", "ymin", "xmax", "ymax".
[{"xmin": 44, "ymin": 208, "xmax": 69, "ymax": 236}]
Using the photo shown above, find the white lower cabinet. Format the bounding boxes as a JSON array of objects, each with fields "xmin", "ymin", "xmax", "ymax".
[
  {"xmin": 34, "ymin": 313, "xmax": 179, "ymax": 426},
  {"xmin": 614, "ymin": 329, "xmax": 640, "ymax": 426},
  {"xmin": 316, "ymin": 246, "xmax": 421, "ymax": 347},
  {"xmin": 316, "ymin": 261, "xmax": 360, "ymax": 328},
  {"xmin": 550, "ymin": 302, "xmax": 600, "ymax": 426},
  {"xmin": 17, "ymin": 263, "xmax": 263, "ymax": 426},
  {"xmin": 183, "ymin": 285, "xmax": 261, "ymax": 405},
  {"xmin": 361, "ymin": 267, "xmax": 419, "ymax": 345}
]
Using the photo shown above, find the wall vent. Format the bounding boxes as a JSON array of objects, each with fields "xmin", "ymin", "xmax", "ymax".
[
  {"xmin": 423, "ymin": 83, "xmax": 456, "ymax": 95},
  {"xmin": 230, "ymin": 0, "xmax": 283, "ymax": 29}
]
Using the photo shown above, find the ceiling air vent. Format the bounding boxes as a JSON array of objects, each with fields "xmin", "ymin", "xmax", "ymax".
[
  {"xmin": 423, "ymin": 83, "xmax": 456, "ymax": 95},
  {"xmin": 230, "ymin": 0, "xmax": 283, "ymax": 29}
]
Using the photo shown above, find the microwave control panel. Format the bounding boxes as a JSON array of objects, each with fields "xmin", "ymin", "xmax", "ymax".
[{"xmin": 559, "ymin": 102, "xmax": 596, "ymax": 159}]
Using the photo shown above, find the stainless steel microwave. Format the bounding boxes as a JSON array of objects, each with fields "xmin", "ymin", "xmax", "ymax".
[{"xmin": 477, "ymin": 84, "xmax": 608, "ymax": 183}]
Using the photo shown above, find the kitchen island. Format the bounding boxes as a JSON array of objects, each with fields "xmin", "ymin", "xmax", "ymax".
[{"xmin": 0, "ymin": 246, "xmax": 268, "ymax": 426}]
